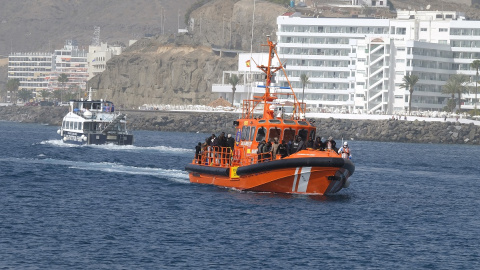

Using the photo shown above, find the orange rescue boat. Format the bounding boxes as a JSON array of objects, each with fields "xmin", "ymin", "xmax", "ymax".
[{"xmin": 185, "ymin": 37, "xmax": 355, "ymax": 195}]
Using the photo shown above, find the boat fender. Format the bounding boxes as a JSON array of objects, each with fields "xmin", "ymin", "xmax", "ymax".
[
  {"xmin": 343, "ymin": 180, "xmax": 350, "ymax": 188},
  {"xmin": 57, "ymin": 129, "xmax": 61, "ymax": 135},
  {"xmin": 81, "ymin": 135, "xmax": 87, "ymax": 142}
]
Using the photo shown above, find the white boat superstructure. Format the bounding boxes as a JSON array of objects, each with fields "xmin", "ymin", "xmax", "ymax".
[{"xmin": 57, "ymin": 89, "xmax": 133, "ymax": 145}]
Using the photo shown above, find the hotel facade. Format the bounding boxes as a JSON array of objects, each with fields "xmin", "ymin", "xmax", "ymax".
[{"xmin": 214, "ymin": 10, "xmax": 480, "ymax": 114}]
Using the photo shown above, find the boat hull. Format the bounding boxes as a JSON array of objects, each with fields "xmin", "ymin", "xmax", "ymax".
[
  {"xmin": 62, "ymin": 131, "xmax": 133, "ymax": 145},
  {"xmin": 186, "ymin": 157, "xmax": 354, "ymax": 195}
]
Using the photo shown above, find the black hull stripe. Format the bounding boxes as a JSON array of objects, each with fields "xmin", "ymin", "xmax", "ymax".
[
  {"xmin": 185, "ymin": 158, "xmax": 355, "ymax": 177},
  {"xmin": 236, "ymin": 157, "xmax": 355, "ymax": 176},
  {"xmin": 185, "ymin": 164, "xmax": 230, "ymax": 176}
]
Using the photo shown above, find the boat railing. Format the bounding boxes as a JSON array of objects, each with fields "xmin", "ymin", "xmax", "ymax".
[
  {"xmin": 193, "ymin": 146, "xmax": 285, "ymax": 167},
  {"xmin": 193, "ymin": 146, "xmax": 233, "ymax": 167}
]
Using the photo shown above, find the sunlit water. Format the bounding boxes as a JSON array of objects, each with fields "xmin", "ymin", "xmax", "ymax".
[{"xmin": 0, "ymin": 121, "xmax": 479, "ymax": 269}]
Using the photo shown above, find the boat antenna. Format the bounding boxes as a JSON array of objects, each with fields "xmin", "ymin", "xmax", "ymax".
[{"xmin": 248, "ymin": 0, "xmax": 256, "ymax": 100}]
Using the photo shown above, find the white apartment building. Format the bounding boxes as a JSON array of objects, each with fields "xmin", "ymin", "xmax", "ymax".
[
  {"xmin": 49, "ymin": 40, "xmax": 88, "ymax": 93},
  {"xmin": 214, "ymin": 10, "xmax": 480, "ymax": 114},
  {"xmin": 87, "ymin": 43, "xmax": 122, "ymax": 79},
  {"xmin": 275, "ymin": 10, "xmax": 480, "ymax": 114},
  {"xmin": 7, "ymin": 52, "xmax": 54, "ymax": 100}
]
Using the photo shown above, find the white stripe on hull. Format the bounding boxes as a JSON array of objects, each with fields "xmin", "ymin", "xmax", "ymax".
[
  {"xmin": 297, "ymin": 166, "xmax": 311, "ymax": 193},
  {"xmin": 292, "ymin": 167, "xmax": 300, "ymax": 192},
  {"xmin": 291, "ymin": 167, "xmax": 312, "ymax": 193}
]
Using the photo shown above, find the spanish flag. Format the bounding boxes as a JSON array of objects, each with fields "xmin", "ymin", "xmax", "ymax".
[{"xmin": 246, "ymin": 60, "xmax": 251, "ymax": 67}]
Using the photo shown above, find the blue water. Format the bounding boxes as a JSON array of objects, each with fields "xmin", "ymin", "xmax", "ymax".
[{"xmin": 0, "ymin": 121, "xmax": 479, "ymax": 269}]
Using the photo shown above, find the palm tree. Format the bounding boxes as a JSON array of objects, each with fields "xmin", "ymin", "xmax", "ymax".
[
  {"xmin": 300, "ymin": 73, "xmax": 310, "ymax": 108},
  {"xmin": 442, "ymin": 80, "xmax": 457, "ymax": 113},
  {"xmin": 228, "ymin": 74, "xmax": 239, "ymax": 106},
  {"xmin": 57, "ymin": 73, "xmax": 69, "ymax": 102},
  {"xmin": 6, "ymin": 78, "xmax": 20, "ymax": 104},
  {"xmin": 40, "ymin": 89, "xmax": 50, "ymax": 101},
  {"xmin": 17, "ymin": 89, "xmax": 33, "ymax": 103},
  {"xmin": 470, "ymin": 59, "xmax": 480, "ymax": 115},
  {"xmin": 399, "ymin": 74, "xmax": 419, "ymax": 115},
  {"xmin": 442, "ymin": 74, "xmax": 470, "ymax": 112}
]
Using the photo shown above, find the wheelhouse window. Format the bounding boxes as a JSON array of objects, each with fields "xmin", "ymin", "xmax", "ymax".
[
  {"xmin": 298, "ymin": 129, "xmax": 308, "ymax": 141},
  {"xmin": 269, "ymin": 127, "xmax": 281, "ymax": 141},
  {"xmin": 255, "ymin": 127, "xmax": 267, "ymax": 142},
  {"xmin": 241, "ymin": 126, "xmax": 250, "ymax": 141},
  {"xmin": 283, "ymin": 128, "xmax": 295, "ymax": 143},
  {"xmin": 249, "ymin": 127, "xmax": 256, "ymax": 141}
]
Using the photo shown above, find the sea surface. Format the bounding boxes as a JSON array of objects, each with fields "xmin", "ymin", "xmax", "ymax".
[{"xmin": 0, "ymin": 121, "xmax": 479, "ymax": 269}]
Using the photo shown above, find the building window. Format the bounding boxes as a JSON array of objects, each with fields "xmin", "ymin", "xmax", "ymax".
[
  {"xmin": 396, "ymin": 28, "xmax": 406, "ymax": 35},
  {"xmin": 420, "ymin": 28, "xmax": 427, "ymax": 32},
  {"xmin": 439, "ymin": 28, "xmax": 448, "ymax": 32}
]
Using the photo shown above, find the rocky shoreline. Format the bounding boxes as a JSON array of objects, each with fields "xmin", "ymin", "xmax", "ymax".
[{"xmin": 0, "ymin": 106, "xmax": 478, "ymax": 145}]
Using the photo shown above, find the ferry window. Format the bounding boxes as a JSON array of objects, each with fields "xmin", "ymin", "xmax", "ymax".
[
  {"xmin": 241, "ymin": 126, "xmax": 250, "ymax": 141},
  {"xmin": 255, "ymin": 127, "xmax": 267, "ymax": 142},
  {"xmin": 74, "ymin": 122, "xmax": 78, "ymax": 130},
  {"xmin": 297, "ymin": 121, "xmax": 308, "ymax": 126},
  {"xmin": 249, "ymin": 127, "xmax": 256, "ymax": 141},
  {"xmin": 298, "ymin": 129, "xmax": 308, "ymax": 141},
  {"xmin": 63, "ymin": 121, "xmax": 66, "ymax": 129},
  {"xmin": 93, "ymin": 103, "xmax": 101, "ymax": 109},
  {"xmin": 83, "ymin": 103, "xmax": 92, "ymax": 110},
  {"xmin": 79, "ymin": 122, "xmax": 83, "ymax": 130},
  {"xmin": 67, "ymin": 121, "xmax": 71, "ymax": 129},
  {"xmin": 268, "ymin": 119, "xmax": 281, "ymax": 124},
  {"xmin": 269, "ymin": 127, "xmax": 281, "ymax": 141},
  {"xmin": 258, "ymin": 120, "xmax": 266, "ymax": 123},
  {"xmin": 283, "ymin": 128, "xmax": 295, "ymax": 142},
  {"xmin": 283, "ymin": 120, "xmax": 296, "ymax": 125}
]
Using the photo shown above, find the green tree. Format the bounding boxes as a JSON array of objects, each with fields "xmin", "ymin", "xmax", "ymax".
[
  {"xmin": 228, "ymin": 74, "xmax": 239, "ymax": 106},
  {"xmin": 442, "ymin": 74, "xmax": 470, "ymax": 112},
  {"xmin": 17, "ymin": 89, "xmax": 33, "ymax": 103},
  {"xmin": 399, "ymin": 74, "xmax": 419, "ymax": 115},
  {"xmin": 6, "ymin": 78, "xmax": 20, "ymax": 104},
  {"xmin": 57, "ymin": 73, "xmax": 69, "ymax": 102},
  {"xmin": 470, "ymin": 59, "xmax": 480, "ymax": 115},
  {"xmin": 53, "ymin": 90, "xmax": 62, "ymax": 102},
  {"xmin": 39, "ymin": 89, "xmax": 50, "ymax": 101},
  {"xmin": 300, "ymin": 73, "xmax": 310, "ymax": 108}
]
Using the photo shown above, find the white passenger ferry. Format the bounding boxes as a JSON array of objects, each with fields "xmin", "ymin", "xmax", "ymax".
[{"xmin": 57, "ymin": 89, "xmax": 133, "ymax": 145}]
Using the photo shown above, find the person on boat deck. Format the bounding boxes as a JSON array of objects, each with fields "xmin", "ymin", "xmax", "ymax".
[
  {"xmin": 338, "ymin": 141, "xmax": 352, "ymax": 159},
  {"xmin": 210, "ymin": 134, "xmax": 218, "ymax": 147},
  {"xmin": 271, "ymin": 137, "xmax": 280, "ymax": 160},
  {"xmin": 227, "ymin": 134, "xmax": 235, "ymax": 151},
  {"xmin": 195, "ymin": 142, "xmax": 202, "ymax": 163},
  {"xmin": 257, "ymin": 140, "xmax": 266, "ymax": 162},
  {"xmin": 218, "ymin": 132, "xmax": 227, "ymax": 148},
  {"xmin": 314, "ymin": 136, "xmax": 324, "ymax": 150},
  {"xmin": 291, "ymin": 135, "xmax": 305, "ymax": 154},
  {"xmin": 325, "ymin": 136, "xmax": 337, "ymax": 151},
  {"xmin": 306, "ymin": 136, "xmax": 315, "ymax": 149},
  {"xmin": 278, "ymin": 140, "xmax": 288, "ymax": 158},
  {"xmin": 263, "ymin": 139, "xmax": 273, "ymax": 161}
]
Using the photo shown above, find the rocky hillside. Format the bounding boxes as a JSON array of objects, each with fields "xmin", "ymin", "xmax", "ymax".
[
  {"xmin": 88, "ymin": 0, "xmax": 287, "ymax": 107},
  {"xmin": 88, "ymin": 34, "xmax": 237, "ymax": 108},
  {"xmin": 0, "ymin": 0, "xmax": 198, "ymax": 56}
]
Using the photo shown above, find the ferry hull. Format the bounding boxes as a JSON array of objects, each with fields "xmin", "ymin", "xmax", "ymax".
[
  {"xmin": 62, "ymin": 132, "xmax": 134, "ymax": 145},
  {"xmin": 186, "ymin": 157, "xmax": 354, "ymax": 195}
]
